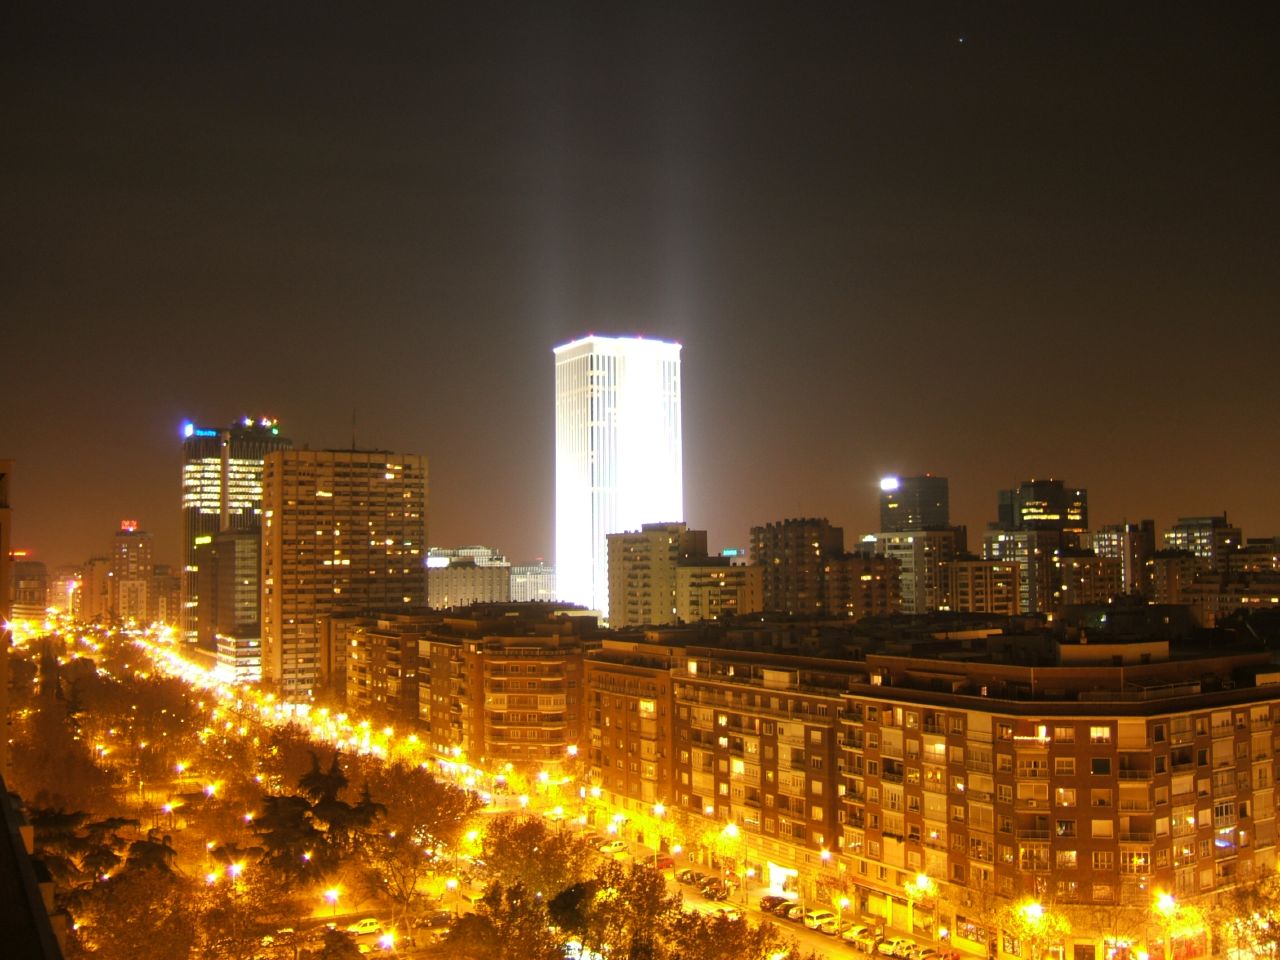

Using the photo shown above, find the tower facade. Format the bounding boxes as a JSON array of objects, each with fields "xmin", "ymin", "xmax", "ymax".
[
  {"xmin": 260, "ymin": 449, "xmax": 427, "ymax": 696},
  {"xmin": 180, "ymin": 417, "xmax": 291, "ymax": 644},
  {"xmin": 554, "ymin": 335, "xmax": 683, "ymax": 616},
  {"xmin": 878, "ymin": 474, "xmax": 950, "ymax": 531}
]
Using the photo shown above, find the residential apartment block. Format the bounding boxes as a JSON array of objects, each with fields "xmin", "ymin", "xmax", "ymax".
[{"xmin": 260, "ymin": 449, "xmax": 427, "ymax": 696}]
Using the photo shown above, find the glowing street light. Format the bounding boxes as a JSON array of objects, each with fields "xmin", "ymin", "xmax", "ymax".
[{"xmin": 325, "ymin": 887, "xmax": 340, "ymax": 917}]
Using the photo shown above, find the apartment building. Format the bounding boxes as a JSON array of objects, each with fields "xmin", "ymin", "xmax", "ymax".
[
  {"xmin": 839, "ymin": 643, "xmax": 1279, "ymax": 960},
  {"xmin": 260, "ymin": 449, "xmax": 427, "ymax": 695},
  {"xmin": 586, "ymin": 637, "xmax": 682, "ymax": 830},
  {"xmin": 411, "ymin": 608, "xmax": 596, "ymax": 773}
]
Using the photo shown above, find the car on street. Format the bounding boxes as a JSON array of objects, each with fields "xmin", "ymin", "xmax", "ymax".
[
  {"xmin": 804, "ymin": 910, "xmax": 837, "ymax": 930},
  {"xmin": 714, "ymin": 905, "xmax": 742, "ymax": 921},
  {"xmin": 877, "ymin": 938, "xmax": 914, "ymax": 957},
  {"xmin": 779, "ymin": 903, "xmax": 807, "ymax": 922},
  {"xmin": 819, "ymin": 915, "xmax": 845, "ymax": 935},
  {"xmin": 347, "ymin": 919, "xmax": 381, "ymax": 936},
  {"xmin": 676, "ymin": 868, "xmax": 707, "ymax": 885},
  {"xmin": 759, "ymin": 895, "xmax": 790, "ymax": 913},
  {"xmin": 653, "ymin": 853, "xmax": 676, "ymax": 869},
  {"xmin": 700, "ymin": 878, "xmax": 732, "ymax": 900},
  {"xmin": 841, "ymin": 925, "xmax": 871, "ymax": 943},
  {"xmin": 598, "ymin": 839, "xmax": 628, "ymax": 854}
]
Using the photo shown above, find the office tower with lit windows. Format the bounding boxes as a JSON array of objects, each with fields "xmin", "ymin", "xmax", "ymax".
[
  {"xmin": 180, "ymin": 417, "xmax": 291, "ymax": 645},
  {"xmin": 1163, "ymin": 513, "xmax": 1242, "ymax": 572},
  {"xmin": 996, "ymin": 478, "xmax": 1089, "ymax": 537},
  {"xmin": 878, "ymin": 474, "xmax": 950, "ymax": 531},
  {"xmin": 554, "ymin": 335, "xmax": 683, "ymax": 617},
  {"xmin": 260, "ymin": 449, "xmax": 427, "ymax": 696}
]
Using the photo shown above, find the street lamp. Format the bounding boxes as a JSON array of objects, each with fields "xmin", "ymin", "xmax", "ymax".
[
  {"xmin": 325, "ymin": 887, "xmax": 340, "ymax": 918},
  {"xmin": 652, "ymin": 803, "xmax": 666, "ymax": 867},
  {"xmin": 905, "ymin": 872, "xmax": 938, "ymax": 937},
  {"xmin": 1154, "ymin": 892, "xmax": 1177, "ymax": 960}
]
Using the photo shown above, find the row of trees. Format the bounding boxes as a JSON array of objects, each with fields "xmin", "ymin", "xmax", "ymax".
[{"xmin": 438, "ymin": 813, "xmax": 820, "ymax": 960}]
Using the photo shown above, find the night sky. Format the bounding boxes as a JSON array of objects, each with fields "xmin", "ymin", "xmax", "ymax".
[{"xmin": 3, "ymin": 3, "xmax": 1277, "ymax": 569}]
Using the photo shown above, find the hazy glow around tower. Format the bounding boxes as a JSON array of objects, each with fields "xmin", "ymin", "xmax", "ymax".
[{"xmin": 554, "ymin": 335, "xmax": 683, "ymax": 615}]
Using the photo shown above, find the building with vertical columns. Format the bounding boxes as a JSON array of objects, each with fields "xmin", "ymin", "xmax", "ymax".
[
  {"xmin": 554, "ymin": 335, "xmax": 683, "ymax": 617},
  {"xmin": 260, "ymin": 449, "xmax": 426, "ymax": 696},
  {"xmin": 180, "ymin": 417, "xmax": 291, "ymax": 645}
]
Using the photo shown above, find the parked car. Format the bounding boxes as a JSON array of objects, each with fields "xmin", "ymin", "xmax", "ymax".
[
  {"xmin": 653, "ymin": 853, "xmax": 676, "ymax": 869},
  {"xmin": 715, "ymin": 905, "xmax": 742, "ymax": 921},
  {"xmin": 804, "ymin": 910, "xmax": 837, "ymax": 930},
  {"xmin": 819, "ymin": 916, "xmax": 846, "ymax": 935},
  {"xmin": 780, "ymin": 903, "xmax": 807, "ymax": 922},
  {"xmin": 842, "ymin": 925, "xmax": 871, "ymax": 944},
  {"xmin": 892, "ymin": 940, "xmax": 920, "ymax": 959},
  {"xmin": 676, "ymin": 868, "xmax": 707, "ymax": 885},
  {"xmin": 759, "ymin": 895, "xmax": 790, "ymax": 913},
  {"xmin": 346, "ymin": 919, "xmax": 382, "ymax": 936},
  {"xmin": 598, "ymin": 839, "xmax": 628, "ymax": 854},
  {"xmin": 877, "ymin": 938, "xmax": 913, "ymax": 957},
  {"xmin": 700, "ymin": 878, "xmax": 732, "ymax": 901},
  {"xmin": 424, "ymin": 910, "xmax": 453, "ymax": 930}
]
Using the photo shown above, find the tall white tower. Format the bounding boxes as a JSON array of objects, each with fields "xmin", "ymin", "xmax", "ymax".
[{"xmin": 554, "ymin": 335, "xmax": 683, "ymax": 616}]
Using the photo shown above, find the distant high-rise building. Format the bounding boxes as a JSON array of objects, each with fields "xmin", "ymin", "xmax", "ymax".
[
  {"xmin": 79, "ymin": 557, "xmax": 112, "ymax": 622},
  {"xmin": 878, "ymin": 474, "xmax": 950, "ymax": 531},
  {"xmin": 1148, "ymin": 550, "xmax": 1199, "ymax": 606},
  {"xmin": 9, "ymin": 556, "xmax": 48, "ymax": 621},
  {"xmin": 554, "ymin": 335, "xmax": 683, "ymax": 617},
  {"xmin": 676, "ymin": 560, "xmax": 764, "ymax": 622},
  {"xmin": 948, "ymin": 558, "xmax": 1021, "ymax": 616},
  {"xmin": 1164, "ymin": 514, "xmax": 1242, "ymax": 572},
  {"xmin": 48, "ymin": 564, "xmax": 81, "ymax": 615},
  {"xmin": 750, "ymin": 518, "xmax": 844, "ymax": 615},
  {"xmin": 110, "ymin": 520, "xmax": 154, "ymax": 622},
  {"xmin": 1092, "ymin": 521, "xmax": 1156, "ymax": 597},
  {"xmin": 996, "ymin": 479, "xmax": 1088, "ymax": 536},
  {"xmin": 427, "ymin": 546, "xmax": 511, "ymax": 609},
  {"xmin": 982, "ymin": 528, "xmax": 1059, "ymax": 615},
  {"xmin": 180, "ymin": 417, "xmax": 291, "ymax": 645},
  {"xmin": 260, "ymin": 449, "xmax": 427, "ymax": 696},
  {"xmin": 825, "ymin": 552, "xmax": 902, "ymax": 620},
  {"xmin": 607, "ymin": 522, "xmax": 708, "ymax": 627},
  {"xmin": 510, "ymin": 562, "xmax": 556, "ymax": 603},
  {"xmin": 869, "ymin": 528, "xmax": 962, "ymax": 614}
]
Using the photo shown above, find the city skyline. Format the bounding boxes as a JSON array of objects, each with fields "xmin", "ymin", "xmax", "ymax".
[{"xmin": 3, "ymin": 4, "xmax": 1278, "ymax": 569}]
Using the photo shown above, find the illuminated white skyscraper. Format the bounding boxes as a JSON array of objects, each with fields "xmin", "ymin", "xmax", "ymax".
[{"xmin": 554, "ymin": 335, "xmax": 683, "ymax": 616}]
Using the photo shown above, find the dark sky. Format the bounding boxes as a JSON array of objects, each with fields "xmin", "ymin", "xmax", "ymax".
[{"xmin": 3, "ymin": 2, "xmax": 1278, "ymax": 569}]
